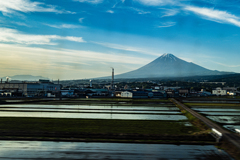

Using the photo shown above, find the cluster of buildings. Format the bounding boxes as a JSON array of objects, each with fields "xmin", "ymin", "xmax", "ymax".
[
  {"xmin": 70, "ymin": 86, "xmax": 221, "ymax": 98},
  {"xmin": 0, "ymin": 79, "xmax": 61, "ymax": 97},
  {"xmin": 212, "ymin": 87, "xmax": 239, "ymax": 96},
  {"xmin": 0, "ymin": 78, "xmax": 239, "ymax": 98},
  {"xmin": 113, "ymin": 87, "xmax": 212, "ymax": 99}
]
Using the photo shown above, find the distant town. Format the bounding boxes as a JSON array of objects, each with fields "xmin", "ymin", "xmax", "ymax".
[{"xmin": 0, "ymin": 75, "xmax": 239, "ymax": 99}]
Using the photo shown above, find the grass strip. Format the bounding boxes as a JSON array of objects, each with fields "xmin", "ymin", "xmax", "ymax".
[
  {"xmin": 170, "ymin": 100, "xmax": 210, "ymax": 134},
  {"xmin": 0, "ymin": 117, "xmax": 198, "ymax": 136}
]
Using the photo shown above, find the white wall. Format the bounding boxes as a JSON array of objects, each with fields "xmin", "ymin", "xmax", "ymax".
[
  {"xmin": 212, "ymin": 89, "xmax": 227, "ymax": 95},
  {"xmin": 121, "ymin": 91, "xmax": 133, "ymax": 98}
]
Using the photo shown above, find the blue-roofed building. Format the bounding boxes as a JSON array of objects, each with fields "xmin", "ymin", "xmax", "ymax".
[{"xmin": 121, "ymin": 91, "xmax": 148, "ymax": 99}]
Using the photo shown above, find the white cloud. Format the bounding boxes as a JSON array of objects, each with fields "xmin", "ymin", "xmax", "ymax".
[
  {"xmin": 74, "ymin": 0, "xmax": 103, "ymax": 4},
  {"xmin": 93, "ymin": 41, "xmax": 160, "ymax": 56},
  {"xmin": 0, "ymin": 43, "xmax": 151, "ymax": 79},
  {"xmin": 0, "ymin": 28, "xmax": 85, "ymax": 45},
  {"xmin": 209, "ymin": 60, "xmax": 240, "ymax": 68},
  {"xmin": 161, "ymin": 8, "xmax": 179, "ymax": 17},
  {"xmin": 106, "ymin": 10, "xmax": 114, "ymax": 14},
  {"xmin": 12, "ymin": 22, "xmax": 30, "ymax": 27},
  {"xmin": 62, "ymin": 36, "xmax": 85, "ymax": 42},
  {"xmin": 184, "ymin": 6, "xmax": 240, "ymax": 27},
  {"xmin": 158, "ymin": 22, "xmax": 176, "ymax": 27},
  {"xmin": 79, "ymin": 18, "xmax": 84, "ymax": 23},
  {"xmin": 136, "ymin": 0, "xmax": 178, "ymax": 6},
  {"xmin": 0, "ymin": 0, "xmax": 72, "ymax": 14},
  {"xmin": 130, "ymin": 7, "xmax": 151, "ymax": 14},
  {"xmin": 45, "ymin": 24, "xmax": 82, "ymax": 29}
]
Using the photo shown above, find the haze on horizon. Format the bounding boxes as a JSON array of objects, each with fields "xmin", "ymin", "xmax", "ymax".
[{"xmin": 0, "ymin": 0, "xmax": 240, "ymax": 80}]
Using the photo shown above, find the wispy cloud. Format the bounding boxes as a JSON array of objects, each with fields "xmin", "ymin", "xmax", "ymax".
[
  {"xmin": 93, "ymin": 41, "xmax": 160, "ymax": 56},
  {"xmin": 209, "ymin": 60, "xmax": 240, "ymax": 68},
  {"xmin": 135, "ymin": 0, "xmax": 178, "ymax": 6},
  {"xmin": 12, "ymin": 21, "xmax": 30, "ymax": 27},
  {"xmin": 79, "ymin": 18, "xmax": 84, "ymax": 23},
  {"xmin": 0, "ymin": 0, "xmax": 73, "ymax": 14},
  {"xmin": 106, "ymin": 10, "xmax": 114, "ymax": 14},
  {"xmin": 112, "ymin": 0, "xmax": 125, "ymax": 8},
  {"xmin": 44, "ymin": 24, "xmax": 83, "ymax": 29},
  {"xmin": 0, "ymin": 43, "xmax": 150, "ymax": 75},
  {"xmin": 184, "ymin": 6, "xmax": 240, "ymax": 27},
  {"xmin": 0, "ymin": 28, "xmax": 85, "ymax": 45},
  {"xmin": 158, "ymin": 22, "xmax": 176, "ymax": 27},
  {"xmin": 74, "ymin": 0, "xmax": 103, "ymax": 4},
  {"xmin": 161, "ymin": 8, "xmax": 179, "ymax": 17},
  {"xmin": 130, "ymin": 7, "xmax": 151, "ymax": 14}
]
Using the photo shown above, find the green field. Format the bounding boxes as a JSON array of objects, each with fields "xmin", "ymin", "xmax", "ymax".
[
  {"xmin": 0, "ymin": 117, "xmax": 199, "ymax": 136},
  {"xmin": 0, "ymin": 98, "xmax": 214, "ymax": 142}
]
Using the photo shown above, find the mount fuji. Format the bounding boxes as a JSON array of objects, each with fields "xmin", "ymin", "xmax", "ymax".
[{"xmin": 113, "ymin": 53, "xmax": 233, "ymax": 79}]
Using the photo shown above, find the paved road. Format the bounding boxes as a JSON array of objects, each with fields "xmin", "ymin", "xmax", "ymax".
[{"xmin": 171, "ymin": 98, "xmax": 240, "ymax": 150}]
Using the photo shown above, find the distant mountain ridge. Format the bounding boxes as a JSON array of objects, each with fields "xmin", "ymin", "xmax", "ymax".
[
  {"xmin": 1, "ymin": 75, "xmax": 49, "ymax": 81},
  {"xmin": 109, "ymin": 53, "xmax": 234, "ymax": 79}
]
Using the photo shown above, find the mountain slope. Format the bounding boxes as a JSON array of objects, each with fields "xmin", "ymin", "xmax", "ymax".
[
  {"xmin": 114, "ymin": 53, "xmax": 233, "ymax": 79},
  {"xmin": 1, "ymin": 75, "xmax": 49, "ymax": 81}
]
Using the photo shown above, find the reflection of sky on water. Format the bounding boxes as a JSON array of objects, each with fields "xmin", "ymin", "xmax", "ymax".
[
  {"xmin": 0, "ymin": 108, "xmax": 181, "ymax": 114},
  {"xmin": 192, "ymin": 108, "xmax": 240, "ymax": 112},
  {"xmin": 0, "ymin": 141, "xmax": 233, "ymax": 160},
  {"xmin": 0, "ymin": 104, "xmax": 177, "ymax": 110},
  {"xmin": 183, "ymin": 101, "xmax": 240, "ymax": 104},
  {"xmin": 0, "ymin": 104, "xmax": 185, "ymax": 120},
  {"xmin": 223, "ymin": 125, "xmax": 240, "ymax": 132},
  {"xmin": 0, "ymin": 111, "xmax": 188, "ymax": 120},
  {"xmin": 191, "ymin": 106, "xmax": 240, "ymax": 109},
  {"xmin": 200, "ymin": 112, "xmax": 240, "ymax": 116},
  {"xmin": 207, "ymin": 116, "xmax": 240, "ymax": 124},
  {"xmin": 191, "ymin": 105, "xmax": 240, "ymax": 131}
]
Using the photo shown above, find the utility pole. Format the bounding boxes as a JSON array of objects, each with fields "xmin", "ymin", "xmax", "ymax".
[{"xmin": 111, "ymin": 67, "xmax": 114, "ymax": 91}]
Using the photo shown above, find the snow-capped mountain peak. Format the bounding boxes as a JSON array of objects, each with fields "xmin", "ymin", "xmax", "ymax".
[
  {"xmin": 160, "ymin": 53, "xmax": 177, "ymax": 61},
  {"xmin": 110, "ymin": 53, "xmax": 233, "ymax": 79}
]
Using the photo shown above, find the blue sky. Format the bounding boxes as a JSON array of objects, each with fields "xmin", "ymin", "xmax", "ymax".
[{"xmin": 0, "ymin": 0, "xmax": 240, "ymax": 80}]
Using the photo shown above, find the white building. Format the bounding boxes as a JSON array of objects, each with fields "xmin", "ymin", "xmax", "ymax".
[
  {"xmin": 212, "ymin": 87, "xmax": 227, "ymax": 96},
  {"xmin": 121, "ymin": 91, "xmax": 148, "ymax": 98},
  {"xmin": 121, "ymin": 91, "xmax": 133, "ymax": 98}
]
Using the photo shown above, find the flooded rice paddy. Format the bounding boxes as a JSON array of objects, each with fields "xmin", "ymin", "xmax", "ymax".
[
  {"xmin": 192, "ymin": 108, "xmax": 240, "ymax": 112},
  {"xmin": 191, "ymin": 106, "xmax": 240, "ymax": 125},
  {"xmin": 206, "ymin": 116, "xmax": 240, "ymax": 124},
  {"xmin": 183, "ymin": 100, "xmax": 240, "ymax": 104},
  {"xmin": 0, "ymin": 104, "xmax": 188, "ymax": 121},
  {"xmin": 0, "ymin": 141, "xmax": 233, "ymax": 160},
  {"xmin": 188, "ymin": 101, "xmax": 240, "ymax": 131}
]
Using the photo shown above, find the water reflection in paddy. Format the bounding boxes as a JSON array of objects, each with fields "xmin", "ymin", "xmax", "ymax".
[
  {"xmin": 0, "ymin": 141, "xmax": 233, "ymax": 160},
  {"xmin": 224, "ymin": 125, "xmax": 240, "ymax": 132},
  {"xmin": 200, "ymin": 112, "xmax": 240, "ymax": 116},
  {"xmin": 0, "ymin": 108, "xmax": 181, "ymax": 114},
  {"xmin": 0, "ymin": 104, "xmax": 186, "ymax": 120},
  {"xmin": 189, "ymin": 105, "xmax": 240, "ymax": 131},
  {"xmin": 192, "ymin": 108, "xmax": 240, "ymax": 112},
  {"xmin": 190, "ymin": 106, "xmax": 240, "ymax": 108},
  {"xmin": 0, "ymin": 111, "xmax": 187, "ymax": 120},
  {"xmin": 183, "ymin": 100, "xmax": 240, "ymax": 104},
  {"xmin": 0, "ymin": 104, "xmax": 178, "ymax": 110},
  {"xmin": 207, "ymin": 116, "xmax": 240, "ymax": 124}
]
